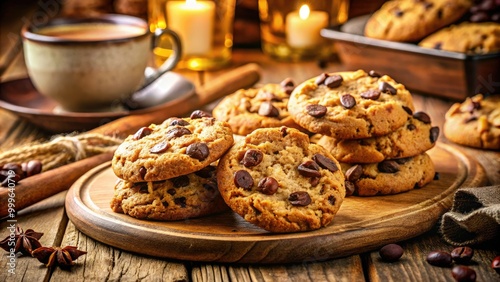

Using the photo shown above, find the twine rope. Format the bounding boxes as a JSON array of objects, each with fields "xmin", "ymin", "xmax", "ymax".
[{"xmin": 0, "ymin": 133, "xmax": 123, "ymax": 171}]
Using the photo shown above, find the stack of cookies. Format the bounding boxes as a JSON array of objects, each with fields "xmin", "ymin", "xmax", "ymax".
[
  {"xmin": 287, "ymin": 70, "xmax": 440, "ymax": 196},
  {"xmin": 110, "ymin": 111, "xmax": 234, "ymax": 220}
]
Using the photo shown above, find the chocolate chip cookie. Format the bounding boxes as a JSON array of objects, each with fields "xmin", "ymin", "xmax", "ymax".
[
  {"xmin": 212, "ymin": 79, "xmax": 304, "ymax": 136},
  {"xmin": 444, "ymin": 94, "xmax": 500, "ymax": 149},
  {"xmin": 112, "ymin": 116, "xmax": 234, "ymax": 182},
  {"xmin": 364, "ymin": 0, "xmax": 472, "ymax": 42},
  {"xmin": 216, "ymin": 127, "xmax": 346, "ymax": 233},
  {"xmin": 287, "ymin": 70, "xmax": 415, "ymax": 139},
  {"xmin": 341, "ymin": 153, "xmax": 436, "ymax": 196},
  {"xmin": 315, "ymin": 112, "xmax": 440, "ymax": 163},
  {"xmin": 110, "ymin": 165, "xmax": 229, "ymax": 220},
  {"xmin": 419, "ymin": 22, "xmax": 500, "ymax": 54}
]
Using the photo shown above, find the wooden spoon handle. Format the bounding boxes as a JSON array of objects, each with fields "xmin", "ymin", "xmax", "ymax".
[{"xmin": 91, "ymin": 63, "xmax": 261, "ymax": 138}]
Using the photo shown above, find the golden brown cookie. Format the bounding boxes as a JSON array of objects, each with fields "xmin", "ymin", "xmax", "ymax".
[
  {"xmin": 419, "ymin": 22, "xmax": 500, "ymax": 54},
  {"xmin": 444, "ymin": 94, "xmax": 500, "ymax": 149},
  {"xmin": 212, "ymin": 79, "xmax": 304, "ymax": 136},
  {"xmin": 216, "ymin": 127, "xmax": 346, "ymax": 233},
  {"xmin": 341, "ymin": 153, "xmax": 436, "ymax": 196},
  {"xmin": 315, "ymin": 112, "xmax": 440, "ymax": 163},
  {"xmin": 112, "ymin": 115, "xmax": 234, "ymax": 182},
  {"xmin": 364, "ymin": 0, "xmax": 472, "ymax": 42},
  {"xmin": 287, "ymin": 70, "xmax": 415, "ymax": 139},
  {"xmin": 110, "ymin": 165, "xmax": 229, "ymax": 220}
]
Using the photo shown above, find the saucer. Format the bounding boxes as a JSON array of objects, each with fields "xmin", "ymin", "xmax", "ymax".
[{"xmin": 0, "ymin": 77, "xmax": 193, "ymax": 133}]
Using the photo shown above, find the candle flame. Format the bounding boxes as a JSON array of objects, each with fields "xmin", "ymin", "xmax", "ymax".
[{"xmin": 299, "ymin": 5, "xmax": 310, "ymax": 20}]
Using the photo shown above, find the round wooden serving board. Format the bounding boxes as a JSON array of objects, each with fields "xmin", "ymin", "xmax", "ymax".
[{"xmin": 66, "ymin": 143, "xmax": 487, "ymax": 264}]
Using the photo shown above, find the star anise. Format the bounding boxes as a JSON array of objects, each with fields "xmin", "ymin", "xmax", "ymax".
[
  {"xmin": 32, "ymin": 246, "xmax": 87, "ymax": 269},
  {"xmin": 0, "ymin": 226, "xmax": 43, "ymax": 256}
]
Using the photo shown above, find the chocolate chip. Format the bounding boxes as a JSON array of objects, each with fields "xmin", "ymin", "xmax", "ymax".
[
  {"xmin": 378, "ymin": 160, "xmax": 399, "ymax": 173},
  {"xmin": 288, "ymin": 191, "xmax": 311, "ymax": 206},
  {"xmin": 258, "ymin": 177, "xmax": 279, "ymax": 195},
  {"xmin": 25, "ymin": 160, "xmax": 42, "ymax": 177},
  {"xmin": 186, "ymin": 143, "xmax": 209, "ymax": 160},
  {"xmin": 169, "ymin": 118, "xmax": 190, "ymax": 126},
  {"xmin": 394, "ymin": 157, "xmax": 411, "ymax": 164},
  {"xmin": 306, "ymin": 104, "xmax": 327, "ymax": 118},
  {"xmin": 368, "ymin": 70, "xmax": 382, "ymax": 78},
  {"xmin": 167, "ymin": 188, "xmax": 176, "ymax": 195},
  {"xmin": 451, "ymin": 246, "xmax": 474, "ymax": 264},
  {"xmin": 280, "ymin": 78, "xmax": 295, "ymax": 94},
  {"xmin": 234, "ymin": 170, "xmax": 253, "ymax": 190},
  {"xmin": 379, "ymin": 82, "xmax": 397, "ymax": 95},
  {"xmin": 132, "ymin": 182, "xmax": 149, "ymax": 193},
  {"xmin": 452, "ymin": 266, "xmax": 476, "ymax": 282},
  {"xmin": 310, "ymin": 177, "xmax": 320, "ymax": 186},
  {"xmin": 328, "ymin": 195, "xmax": 336, "ymax": 205},
  {"xmin": 345, "ymin": 165, "xmax": 363, "ymax": 182},
  {"xmin": 150, "ymin": 141, "xmax": 170, "ymax": 154},
  {"xmin": 340, "ymin": 94, "xmax": 356, "ymax": 109},
  {"xmin": 426, "ymin": 251, "xmax": 452, "ymax": 267},
  {"xmin": 162, "ymin": 201, "xmax": 169, "ymax": 207},
  {"xmin": 315, "ymin": 73, "xmax": 329, "ymax": 85},
  {"xmin": 133, "ymin": 127, "xmax": 153, "ymax": 140},
  {"xmin": 139, "ymin": 166, "xmax": 147, "ymax": 179},
  {"xmin": 171, "ymin": 175, "xmax": 190, "ymax": 187},
  {"xmin": 298, "ymin": 160, "xmax": 321, "ymax": 178},
  {"xmin": 325, "ymin": 75, "xmax": 343, "ymax": 88},
  {"xmin": 360, "ymin": 89, "xmax": 381, "ymax": 100},
  {"xmin": 258, "ymin": 102, "xmax": 280, "ymax": 117},
  {"xmin": 174, "ymin": 197, "xmax": 187, "ymax": 207},
  {"xmin": 423, "ymin": 2, "xmax": 434, "ymax": 10},
  {"xmin": 413, "ymin": 111, "xmax": 431, "ymax": 124},
  {"xmin": 194, "ymin": 165, "xmax": 216, "ymax": 178},
  {"xmin": 407, "ymin": 124, "xmax": 417, "ymax": 131},
  {"xmin": 434, "ymin": 172, "xmax": 440, "ymax": 180},
  {"xmin": 312, "ymin": 154, "xmax": 338, "ymax": 172},
  {"xmin": 241, "ymin": 149, "xmax": 264, "ymax": 167},
  {"xmin": 166, "ymin": 127, "xmax": 191, "ymax": 140},
  {"xmin": 430, "ymin": 126, "xmax": 440, "ymax": 143},
  {"xmin": 345, "ymin": 181, "xmax": 355, "ymax": 196},
  {"xmin": 379, "ymin": 244, "xmax": 404, "ymax": 262},
  {"xmin": 280, "ymin": 126, "xmax": 288, "ymax": 136},
  {"xmin": 394, "ymin": 8, "xmax": 404, "ymax": 17},
  {"xmin": 203, "ymin": 182, "xmax": 217, "ymax": 192},
  {"xmin": 402, "ymin": 106, "xmax": 413, "ymax": 115},
  {"xmin": 190, "ymin": 110, "xmax": 212, "ymax": 119}
]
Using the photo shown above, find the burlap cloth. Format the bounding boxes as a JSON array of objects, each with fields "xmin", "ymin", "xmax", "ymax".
[{"xmin": 440, "ymin": 185, "xmax": 500, "ymax": 246}]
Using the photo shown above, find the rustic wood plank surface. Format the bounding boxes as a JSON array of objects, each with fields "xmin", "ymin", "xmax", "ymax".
[{"xmin": 0, "ymin": 1, "xmax": 499, "ymax": 281}]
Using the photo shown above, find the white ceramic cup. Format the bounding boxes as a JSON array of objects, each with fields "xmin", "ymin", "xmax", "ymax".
[{"xmin": 21, "ymin": 14, "xmax": 182, "ymax": 112}]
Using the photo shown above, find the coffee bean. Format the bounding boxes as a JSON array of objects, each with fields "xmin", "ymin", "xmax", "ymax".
[
  {"xmin": 139, "ymin": 166, "xmax": 147, "ymax": 179},
  {"xmin": 430, "ymin": 126, "xmax": 440, "ymax": 143},
  {"xmin": 171, "ymin": 175, "xmax": 190, "ymax": 188},
  {"xmin": 360, "ymin": 89, "xmax": 381, "ymax": 100},
  {"xmin": 186, "ymin": 143, "xmax": 209, "ymax": 160},
  {"xmin": 166, "ymin": 127, "xmax": 191, "ymax": 140},
  {"xmin": 169, "ymin": 118, "xmax": 190, "ymax": 126},
  {"xmin": 297, "ymin": 160, "xmax": 321, "ymax": 178},
  {"xmin": 451, "ymin": 246, "xmax": 474, "ymax": 264},
  {"xmin": 325, "ymin": 75, "xmax": 343, "ymax": 88},
  {"xmin": 1, "ymin": 174, "xmax": 21, "ymax": 187},
  {"xmin": 280, "ymin": 78, "xmax": 295, "ymax": 94},
  {"xmin": 133, "ymin": 127, "xmax": 153, "ymax": 140},
  {"xmin": 378, "ymin": 160, "xmax": 399, "ymax": 173},
  {"xmin": 451, "ymin": 265, "xmax": 476, "ymax": 282},
  {"xmin": 25, "ymin": 160, "xmax": 42, "ymax": 177},
  {"xmin": 190, "ymin": 110, "xmax": 212, "ymax": 119},
  {"xmin": 426, "ymin": 251, "xmax": 452, "ymax": 267},
  {"xmin": 258, "ymin": 177, "xmax": 279, "ymax": 195},
  {"xmin": 150, "ymin": 141, "xmax": 170, "ymax": 154},
  {"xmin": 315, "ymin": 73, "xmax": 329, "ymax": 85},
  {"xmin": 306, "ymin": 104, "xmax": 327, "ymax": 118},
  {"xmin": 345, "ymin": 165, "xmax": 363, "ymax": 182},
  {"xmin": 241, "ymin": 149, "xmax": 264, "ymax": 167},
  {"xmin": 194, "ymin": 165, "xmax": 216, "ymax": 178},
  {"xmin": 258, "ymin": 102, "xmax": 280, "ymax": 117},
  {"xmin": 379, "ymin": 243, "xmax": 404, "ymax": 262},
  {"xmin": 402, "ymin": 106, "xmax": 413, "ymax": 115},
  {"xmin": 340, "ymin": 94, "xmax": 356, "ymax": 109},
  {"xmin": 3, "ymin": 163, "xmax": 23, "ymax": 176},
  {"xmin": 492, "ymin": 256, "xmax": 500, "ymax": 274},
  {"xmin": 379, "ymin": 82, "xmax": 397, "ymax": 95},
  {"xmin": 312, "ymin": 154, "xmax": 338, "ymax": 172},
  {"xmin": 413, "ymin": 111, "xmax": 431, "ymax": 124},
  {"xmin": 345, "ymin": 181, "xmax": 355, "ymax": 196},
  {"xmin": 234, "ymin": 170, "xmax": 253, "ymax": 190},
  {"xmin": 288, "ymin": 191, "xmax": 311, "ymax": 206},
  {"xmin": 368, "ymin": 70, "xmax": 382, "ymax": 78}
]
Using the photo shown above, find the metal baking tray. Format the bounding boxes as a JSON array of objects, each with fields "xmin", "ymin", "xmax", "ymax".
[{"xmin": 321, "ymin": 15, "xmax": 500, "ymax": 100}]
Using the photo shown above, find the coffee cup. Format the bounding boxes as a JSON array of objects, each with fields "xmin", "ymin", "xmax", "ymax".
[{"xmin": 21, "ymin": 14, "xmax": 182, "ymax": 112}]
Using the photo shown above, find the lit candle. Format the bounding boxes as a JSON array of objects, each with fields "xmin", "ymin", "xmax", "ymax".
[
  {"xmin": 166, "ymin": 0, "xmax": 215, "ymax": 55},
  {"xmin": 286, "ymin": 5, "xmax": 328, "ymax": 48}
]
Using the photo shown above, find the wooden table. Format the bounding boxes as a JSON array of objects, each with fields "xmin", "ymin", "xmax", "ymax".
[{"xmin": 1, "ymin": 1, "xmax": 499, "ymax": 281}]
